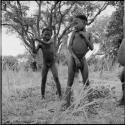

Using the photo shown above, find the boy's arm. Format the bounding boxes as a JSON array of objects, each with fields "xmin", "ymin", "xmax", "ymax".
[
  {"xmin": 68, "ymin": 31, "xmax": 80, "ymax": 61},
  {"xmin": 88, "ymin": 33, "xmax": 94, "ymax": 50},
  {"xmin": 35, "ymin": 38, "xmax": 52, "ymax": 44},
  {"xmin": 80, "ymin": 32, "xmax": 94, "ymax": 50},
  {"xmin": 33, "ymin": 44, "xmax": 40, "ymax": 54}
]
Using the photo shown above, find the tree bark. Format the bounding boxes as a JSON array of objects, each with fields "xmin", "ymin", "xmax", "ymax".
[{"xmin": 118, "ymin": 1, "xmax": 125, "ymax": 66}]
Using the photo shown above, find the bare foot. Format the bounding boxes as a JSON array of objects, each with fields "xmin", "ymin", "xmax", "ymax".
[
  {"xmin": 60, "ymin": 101, "xmax": 70, "ymax": 111},
  {"xmin": 118, "ymin": 98, "xmax": 125, "ymax": 106},
  {"xmin": 41, "ymin": 96, "xmax": 45, "ymax": 100},
  {"xmin": 59, "ymin": 95, "xmax": 62, "ymax": 101}
]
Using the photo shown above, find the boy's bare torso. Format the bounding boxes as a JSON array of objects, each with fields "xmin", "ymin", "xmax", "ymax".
[
  {"xmin": 72, "ymin": 31, "xmax": 89, "ymax": 58},
  {"xmin": 39, "ymin": 41, "xmax": 55, "ymax": 65}
]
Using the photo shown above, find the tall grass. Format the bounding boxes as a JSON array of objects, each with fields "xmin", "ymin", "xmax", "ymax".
[
  {"xmin": 2, "ymin": 64, "xmax": 124, "ymax": 124},
  {"xmin": 50, "ymin": 77, "xmax": 123, "ymax": 124}
]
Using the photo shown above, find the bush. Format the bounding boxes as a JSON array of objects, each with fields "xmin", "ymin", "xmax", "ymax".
[{"xmin": 2, "ymin": 56, "xmax": 19, "ymax": 71}]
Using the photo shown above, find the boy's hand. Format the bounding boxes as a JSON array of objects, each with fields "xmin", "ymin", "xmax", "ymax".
[
  {"xmin": 75, "ymin": 58, "xmax": 81, "ymax": 68},
  {"xmin": 33, "ymin": 49, "xmax": 37, "ymax": 54},
  {"xmin": 79, "ymin": 31, "xmax": 88, "ymax": 39}
]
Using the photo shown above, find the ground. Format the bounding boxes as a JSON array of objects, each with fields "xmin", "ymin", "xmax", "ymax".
[{"xmin": 2, "ymin": 64, "xmax": 125, "ymax": 124}]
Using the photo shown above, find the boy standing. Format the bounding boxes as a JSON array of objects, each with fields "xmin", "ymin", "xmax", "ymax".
[
  {"xmin": 34, "ymin": 27, "xmax": 62, "ymax": 100},
  {"xmin": 65, "ymin": 14, "xmax": 94, "ymax": 107}
]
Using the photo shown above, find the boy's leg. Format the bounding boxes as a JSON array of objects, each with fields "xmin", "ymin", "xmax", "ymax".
[
  {"xmin": 80, "ymin": 57, "xmax": 90, "ymax": 86},
  {"xmin": 65, "ymin": 56, "xmax": 76, "ymax": 106},
  {"xmin": 51, "ymin": 63, "xmax": 62, "ymax": 98},
  {"xmin": 41, "ymin": 64, "xmax": 49, "ymax": 99},
  {"xmin": 120, "ymin": 68, "xmax": 124, "ymax": 83},
  {"xmin": 119, "ymin": 67, "xmax": 125, "ymax": 105}
]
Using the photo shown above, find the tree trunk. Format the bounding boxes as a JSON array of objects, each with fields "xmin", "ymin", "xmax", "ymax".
[
  {"xmin": 30, "ymin": 61, "xmax": 37, "ymax": 72},
  {"xmin": 118, "ymin": 1, "xmax": 125, "ymax": 66},
  {"xmin": 123, "ymin": 1, "xmax": 125, "ymax": 38}
]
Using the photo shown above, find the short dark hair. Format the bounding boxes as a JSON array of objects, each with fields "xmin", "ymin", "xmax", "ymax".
[
  {"xmin": 42, "ymin": 27, "xmax": 52, "ymax": 35},
  {"xmin": 75, "ymin": 14, "xmax": 87, "ymax": 22}
]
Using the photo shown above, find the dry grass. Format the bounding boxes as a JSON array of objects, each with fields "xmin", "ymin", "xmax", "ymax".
[{"xmin": 2, "ymin": 65, "xmax": 124, "ymax": 124}]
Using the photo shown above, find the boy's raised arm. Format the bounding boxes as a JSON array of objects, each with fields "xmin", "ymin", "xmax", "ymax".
[
  {"xmin": 35, "ymin": 37, "xmax": 52, "ymax": 44},
  {"xmin": 33, "ymin": 44, "xmax": 40, "ymax": 54}
]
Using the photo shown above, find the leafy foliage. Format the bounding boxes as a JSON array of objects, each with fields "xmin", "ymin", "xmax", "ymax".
[
  {"xmin": 106, "ymin": 3, "xmax": 123, "ymax": 39},
  {"xmin": 104, "ymin": 1, "xmax": 124, "ymax": 61},
  {"xmin": 89, "ymin": 15, "xmax": 110, "ymax": 37},
  {"xmin": 2, "ymin": 1, "xmax": 110, "ymax": 54},
  {"xmin": 87, "ymin": 1, "xmax": 124, "ymax": 66},
  {"xmin": 2, "ymin": 56, "xmax": 19, "ymax": 71},
  {"xmin": 2, "ymin": 1, "xmax": 111, "ymax": 70}
]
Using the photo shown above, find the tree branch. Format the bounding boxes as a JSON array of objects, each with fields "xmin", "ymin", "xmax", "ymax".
[
  {"xmin": 37, "ymin": 1, "xmax": 42, "ymax": 37},
  {"xmin": 56, "ymin": 1, "xmax": 63, "ymax": 37},
  {"xmin": 2, "ymin": 2, "xmax": 37, "ymax": 55},
  {"xmin": 13, "ymin": 22, "xmax": 33, "ymax": 50},
  {"xmin": 16, "ymin": 1, "xmax": 22, "ymax": 17},
  {"xmin": 2, "ymin": 23, "xmax": 32, "ymax": 50},
  {"xmin": 123, "ymin": 0, "xmax": 125, "ymax": 38},
  {"xmin": 88, "ymin": 2, "xmax": 109, "ymax": 25},
  {"xmin": 22, "ymin": 35, "xmax": 32, "ymax": 50},
  {"xmin": 58, "ymin": 23, "xmax": 73, "ymax": 44},
  {"xmin": 35, "ymin": 0, "xmax": 40, "ymax": 6},
  {"xmin": 49, "ymin": 1, "xmax": 59, "ymax": 27},
  {"xmin": 2, "ymin": 23, "xmax": 12, "ymax": 26},
  {"xmin": 56, "ymin": 3, "xmax": 75, "ymax": 45}
]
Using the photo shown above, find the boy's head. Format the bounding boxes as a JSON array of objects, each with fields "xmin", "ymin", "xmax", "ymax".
[
  {"xmin": 73, "ymin": 14, "xmax": 88, "ymax": 31},
  {"xmin": 42, "ymin": 27, "xmax": 52, "ymax": 41}
]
